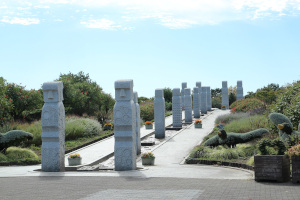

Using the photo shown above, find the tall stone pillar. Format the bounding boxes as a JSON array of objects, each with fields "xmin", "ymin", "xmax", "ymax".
[
  {"xmin": 236, "ymin": 80, "xmax": 244, "ymax": 100},
  {"xmin": 184, "ymin": 88, "xmax": 192, "ymax": 123},
  {"xmin": 222, "ymin": 81, "xmax": 229, "ymax": 109},
  {"xmin": 193, "ymin": 87, "xmax": 200, "ymax": 118},
  {"xmin": 196, "ymin": 82, "xmax": 202, "ymax": 114},
  {"xmin": 133, "ymin": 92, "xmax": 141, "ymax": 155},
  {"xmin": 200, "ymin": 87, "xmax": 207, "ymax": 114},
  {"xmin": 154, "ymin": 89, "xmax": 165, "ymax": 139},
  {"xmin": 172, "ymin": 88, "xmax": 182, "ymax": 128},
  {"xmin": 181, "ymin": 82, "xmax": 187, "ymax": 109},
  {"xmin": 114, "ymin": 80, "xmax": 136, "ymax": 171},
  {"xmin": 41, "ymin": 81, "xmax": 65, "ymax": 172},
  {"xmin": 206, "ymin": 86, "xmax": 212, "ymax": 111}
]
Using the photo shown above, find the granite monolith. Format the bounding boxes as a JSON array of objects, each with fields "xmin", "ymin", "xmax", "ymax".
[
  {"xmin": 193, "ymin": 87, "xmax": 200, "ymax": 118},
  {"xmin": 41, "ymin": 81, "xmax": 65, "ymax": 172},
  {"xmin": 154, "ymin": 89, "xmax": 165, "ymax": 139},
  {"xmin": 133, "ymin": 92, "xmax": 141, "ymax": 155},
  {"xmin": 172, "ymin": 88, "xmax": 182, "ymax": 128},
  {"xmin": 196, "ymin": 82, "xmax": 202, "ymax": 114},
  {"xmin": 206, "ymin": 86, "xmax": 212, "ymax": 111},
  {"xmin": 236, "ymin": 80, "xmax": 244, "ymax": 100},
  {"xmin": 114, "ymin": 80, "xmax": 136, "ymax": 171},
  {"xmin": 184, "ymin": 88, "xmax": 192, "ymax": 123},
  {"xmin": 200, "ymin": 87, "xmax": 207, "ymax": 114},
  {"xmin": 181, "ymin": 82, "xmax": 187, "ymax": 109},
  {"xmin": 222, "ymin": 81, "xmax": 229, "ymax": 109}
]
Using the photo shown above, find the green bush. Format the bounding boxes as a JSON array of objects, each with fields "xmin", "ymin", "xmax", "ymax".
[
  {"xmin": 271, "ymin": 81, "xmax": 300, "ymax": 129},
  {"xmin": 224, "ymin": 115, "xmax": 268, "ymax": 133},
  {"xmin": 212, "ymin": 96, "xmax": 222, "ymax": 109},
  {"xmin": 5, "ymin": 146, "xmax": 38, "ymax": 160},
  {"xmin": 65, "ymin": 117, "xmax": 101, "ymax": 140},
  {"xmin": 0, "ymin": 152, "xmax": 8, "ymax": 162},
  {"xmin": 140, "ymin": 102, "xmax": 154, "ymax": 121},
  {"xmin": 19, "ymin": 121, "xmax": 42, "ymax": 146},
  {"xmin": 0, "ymin": 130, "xmax": 33, "ymax": 152},
  {"xmin": 230, "ymin": 98, "xmax": 266, "ymax": 113},
  {"xmin": 215, "ymin": 113, "xmax": 250, "ymax": 125},
  {"xmin": 165, "ymin": 102, "xmax": 172, "ymax": 111}
]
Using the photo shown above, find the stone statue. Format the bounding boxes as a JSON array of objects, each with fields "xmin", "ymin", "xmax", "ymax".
[
  {"xmin": 184, "ymin": 88, "xmax": 192, "ymax": 123},
  {"xmin": 236, "ymin": 80, "xmax": 244, "ymax": 100},
  {"xmin": 193, "ymin": 87, "xmax": 200, "ymax": 118},
  {"xmin": 41, "ymin": 81, "xmax": 65, "ymax": 172},
  {"xmin": 206, "ymin": 86, "xmax": 212, "ymax": 111},
  {"xmin": 154, "ymin": 89, "xmax": 165, "ymax": 138},
  {"xmin": 181, "ymin": 82, "xmax": 187, "ymax": 109},
  {"xmin": 172, "ymin": 88, "xmax": 182, "ymax": 128},
  {"xmin": 196, "ymin": 82, "xmax": 202, "ymax": 114},
  {"xmin": 114, "ymin": 80, "xmax": 136, "ymax": 171},
  {"xmin": 133, "ymin": 92, "xmax": 141, "ymax": 155},
  {"xmin": 222, "ymin": 81, "xmax": 229, "ymax": 109},
  {"xmin": 200, "ymin": 87, "xmax": 207, "ymax": 114}
]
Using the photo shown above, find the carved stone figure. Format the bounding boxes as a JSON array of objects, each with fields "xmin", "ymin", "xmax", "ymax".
[
  {"xmin": 154, "ymin": 89, "xmax": 165, "ymax": 138},
  {"xmin": 206, "ymin": 86, "xmax": 212, "ymax": 111},
  {"xmin": 193, "ymin": 87, "xmax": 200, "ymax": 118},
  {"xmin": 172, "ymin": 88, "xmax": 182, "ymax": 128},
  {"xmin": 184, "ymin": 88, "xmax": 192, "ymax": 123},
  {"xmin": 133, "ymin": 92, "xmax": 141, "ymax": 155},
  {"xmin": 236, "ymin": 80, "xmax": 244, "ymax": 100},
  {"xmin": 114, "ymin": 80, "xmax": 136, "ymax": 171},
  {"xmin": 181, "ymin": 82, "xmax": 187, "ymax": 109},
  {"xmin": 196, "ymin": 82, "xmax": 202, "ymax": 114},
  {"xmin": 200, "ymin": 87, "xmax": 207, "ymax": 114},
  {"xmin": 41, "ymin": 81, "xmax": 65, "ymax": 172},
  {"xmin": 222, "ymin": 81, "xmax": 229, "ymax": 109}
]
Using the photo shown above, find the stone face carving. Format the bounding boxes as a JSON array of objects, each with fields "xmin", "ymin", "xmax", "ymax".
[
  {"xmin": 181, "ymin": 82, "xmax": 187, "ymax": 109},
  {"xmin": 172, "ymin": 88, "xmax": 182, "ymax": 128},
  {"xmin": 236, "ymin": 80, "xmax": 244, "ymax": 100},
  {"xmin": 133, "ymin": 92, "xmax": 141, "ymax": 155},
  {"xmin": 184, "ymin": 88, "xmax": 192, "ymax": 123},
  {"xmin": 41, "ymin": 81, "xmax": 65, "ymax": 172},
  {"xmin": 154, "ymin": 89, "xmax": 165, "ymax": 139},
  {"xmin": 196, "ymin": 82, "xmax": 202, "ymax": 114},
  {"xmin": 222, "ymin": 81, "xmax": 229, "ymax": 109},
  {"xmin": 206, "ymin": 86, "xmax": 212, "ymax": 111},
  {"xmin": 114, "ymin": 80, "xmax": 136, "ymax": 171},
  {"xmin": 200, "ymin": 87, "xmax": 208, "ymax": 114},
  {"xmin": 193, "ymin": 87, "xmax": 200, "ymax": 118}
]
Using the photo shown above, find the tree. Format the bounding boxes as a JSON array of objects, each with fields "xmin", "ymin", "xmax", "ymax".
[
  {"xmin": 57, "ymin": 71, "xmax": 115, "ymax": 125},
  {"xmin": 163, "ymin": 88, "xmax": 172, "ymax": 103}
]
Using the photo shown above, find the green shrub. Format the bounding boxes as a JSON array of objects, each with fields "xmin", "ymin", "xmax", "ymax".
[
  {"xmin": 19, "ymin": 121, "xmax": 42, "ymax": 146},
  {"xmin": 246, "ymin": 156, "xmax": 254, "ymax": 166},
  {"xmin": 212, "ymin": 96, "xmax": 222, "ymax": 109},
  {"xmin": 230, "ymin": 98, "xmax": 266, "ymax": 113},
  {"xmin": 0, "ymin": 130, "xmax": 33, "ymax": 152},
  {"xmin": 165, "ymin": 102, "xmax": 172, "ymax": 111},
  {"xmin": 224, "ymin": 115, "xmax": 268, "ymax": 133},
  {"xmin": 65, "ymin": 116, "xmax": 101, "ymax": 140},
  {"xmin": 140, "ymin": 102, "xmax": 154, "ymax": 121},
  {"xmin": 271, "ymin": 81, "xmax": 300, "ymax": 129},
  {"xmin": 0, "ymin": 152, "xmax": 7, "ymax": 162},
  {"xmin": 258, "ymin": 138, "xmax": 286, "ymax": 155},
  {"xmin": 5, "ymin": 146, "xmax": 38, "ymax": 160},
  {"xmin": 215, "ymin": 113, "xmax": 250, "ymax": 125}
]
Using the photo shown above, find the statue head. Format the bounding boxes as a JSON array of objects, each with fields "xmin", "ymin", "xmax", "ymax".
[
  {"xmin": 42, "ymin": 81, "xmax": 63, "ymax": 103},
  {"xmin": 115, "ymin": 80, "xmax": 133, "ymax": 101}
]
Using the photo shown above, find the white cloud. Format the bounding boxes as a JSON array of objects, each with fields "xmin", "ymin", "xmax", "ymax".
[
  {"xmin": 1, "ymin": 0, "xmax": 300, "ymax": 28},
  {"xmin": 80, "ymin": 18, "xmax": 121, "ymax": 30},
  {"xmin": 1, "ymin": 16, "xmax": 40, "ymax": 25}
]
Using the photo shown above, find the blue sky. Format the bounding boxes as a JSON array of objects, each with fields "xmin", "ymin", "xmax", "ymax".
[{"xmin": 1, "ymin": 0, "xmax": 300, "ymax": 98}]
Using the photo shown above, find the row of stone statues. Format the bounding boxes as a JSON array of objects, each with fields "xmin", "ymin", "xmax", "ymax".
[{"xmin": 40, "ymin": 80, "xmax": 244, "ymax": 172}]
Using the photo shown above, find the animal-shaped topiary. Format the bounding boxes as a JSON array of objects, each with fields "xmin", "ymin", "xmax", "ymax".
[
  {"xmin": 0, "ymin": 130, "xmax": 33, "ymax": 153},
  {"xmin": 204, "ymin": 128, "xmax": 268, "ymax": 148},
  {"xmin": 269, "ymin": 113, "xmax": 300, "ymax": 142}
]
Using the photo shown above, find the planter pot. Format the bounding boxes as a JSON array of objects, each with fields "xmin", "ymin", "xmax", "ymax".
[
  {"xmin": 145, "ymin": 124, "xmax": 153, "ymax": 129},
  {"xmin": 195, "ymin": 124, "xmax": 202, "ymax": 128},
  {"xmin": 221, "ymin": 107, "xmax": 226, "ymax": 110},
  {"xmin": 142, "ymin": 157, "xmax": 155, "ymax": 165},
  {"xmin": 292, "ymin": 156, "xmax": 300, "ymax": 184},
  {"xmin": 254, "ymin": 155, "xmax": 290, "ymax": 182},
  {"xmin": 68, "ymin": 157, "xmax": 82, "ymax": 166}
]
